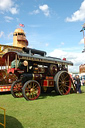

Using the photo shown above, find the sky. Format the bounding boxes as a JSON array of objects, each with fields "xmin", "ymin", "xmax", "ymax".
[{"xmin": 0, "ymin": 0, "xmax": 85, "ymax": 73}]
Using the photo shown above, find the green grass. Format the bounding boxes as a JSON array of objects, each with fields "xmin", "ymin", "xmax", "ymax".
[{"xmin": 0, "ymin": 86, "xmax": 85, "ymax": 128}]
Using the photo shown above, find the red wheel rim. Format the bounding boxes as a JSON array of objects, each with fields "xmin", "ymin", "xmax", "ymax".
[
  {"xmin": 25, "ymin": 81, "xmax": 40, "ymax": 100},
  {"xmin": 13, "ymin": 81, "xmax": 23, "ymax": 97}
]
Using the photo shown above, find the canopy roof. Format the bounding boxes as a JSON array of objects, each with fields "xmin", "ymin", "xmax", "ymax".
[{"xmin": 3, "ymin": 51, "xmax": 73, "ymax": 66}]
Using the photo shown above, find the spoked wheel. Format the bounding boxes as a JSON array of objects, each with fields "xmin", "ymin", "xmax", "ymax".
[
  {"xmin": 22, "ymin": 80, "xmax": 41, "ymax": 100},
  {"xmin": 11, "ymin": 80, "xmax": 23, "ymax": 98},
  {"xmin": 54, "ymin": 71, "xmax": 71, "ymax": 95}
]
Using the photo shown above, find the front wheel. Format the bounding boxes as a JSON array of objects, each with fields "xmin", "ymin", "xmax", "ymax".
[
  {"xmin": 22, "ymin": 80, "xmax": 41, "ymax": 100},
  {"xmin": 11, "ymin": 80, "xmax": 23, "ymax": 98}
]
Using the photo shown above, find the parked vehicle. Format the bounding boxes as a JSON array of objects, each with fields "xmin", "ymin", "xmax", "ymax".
[{"xmin": 1, "ymin": 47, "xmax": 73, "ymax": 100}]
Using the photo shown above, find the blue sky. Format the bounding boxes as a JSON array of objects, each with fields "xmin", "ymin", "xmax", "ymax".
[{"xmin": 0, "ymin": 0, "xmax": 85, "ymax": 72}]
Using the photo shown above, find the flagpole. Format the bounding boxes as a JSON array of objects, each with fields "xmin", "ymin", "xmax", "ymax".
[
  {"xmin": 83, "ymin": 30, "xmax": 85, "ymax": 51},
  {"xmin": 81, "ymin": 23, "xmax": 85, "ymax": 52}
]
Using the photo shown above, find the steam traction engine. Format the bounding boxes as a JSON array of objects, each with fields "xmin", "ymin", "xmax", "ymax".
[{"xmin": 3, "ymin": 47, "xmax": 73, "ymax": 100}]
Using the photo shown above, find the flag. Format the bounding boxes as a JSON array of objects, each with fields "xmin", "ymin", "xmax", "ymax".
[{"xmin": 19, "ymin": 24, "xmax": 25, "ymax": 27}]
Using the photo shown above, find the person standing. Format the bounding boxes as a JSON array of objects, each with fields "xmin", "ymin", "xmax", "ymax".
[{"xmin": 76, "ymin": 75, "xmax": 81, "ymax": 93}]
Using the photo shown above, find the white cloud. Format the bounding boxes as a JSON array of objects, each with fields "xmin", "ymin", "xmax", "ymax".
[
  {"xmin": 9, "ymin": 7, "xmax": 18, "ymax": 14},
  {"xmin": 48, "ymin": 49, "xmax": 85, "ymax": 73},
  {"xmin": 0, "ymin": 31, "xmax": 4, "ymax": 38},
  {"xmin": 29, "ymin": 4, "xmax": 50, "ymax": 17},
  {"xmin": 39, "ymin": 4, "xmax": 50, "ymax": 16},
  {"xmin": 29, "ymin": 9, "xmax": 40, "ymax": 15},
  {"xmin": 79, "ymin": 38, "xmax": 84, "ymax": 44},
  {"xmin": 8, "ymin": 32, "xmax": 13, "ymax": 38},
  {"xmin": 0, "ymin": 0, "xmax": 18, "ymax": 14},
  {"xmin": 4, "ymin": 16, "xmax": 13, "ymax": 22},
  {"xmin": 66, "ymin": 0, "xmax": 85, "ymax": 22}
]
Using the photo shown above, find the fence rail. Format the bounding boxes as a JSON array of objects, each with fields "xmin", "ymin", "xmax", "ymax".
[{"xmin": 0, "ymin": 107, "xmax": 6, "ymax": 128}]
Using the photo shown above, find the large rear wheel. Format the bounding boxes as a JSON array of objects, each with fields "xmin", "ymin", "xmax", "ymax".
[
  {"xmin": 11, "ymin": 80, "xmax": 23, "ymax": 98},
  {"xmin": 22, "ymin": 80, "xmax": 41, "ymax": 100},
  {"xmin": 54, "ymin": 71, "xmax": 71, "ymax": 95}
]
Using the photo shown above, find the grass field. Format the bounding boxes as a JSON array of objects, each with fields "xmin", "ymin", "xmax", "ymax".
[{"xmin": 0, "ymin": 86, "xmax": 85, "ymax": 128}]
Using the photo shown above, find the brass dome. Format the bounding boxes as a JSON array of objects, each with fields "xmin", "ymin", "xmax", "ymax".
[
  {"xmin": 13, "ymin": 28, "xmax": 25, "ymax": 35},
  {"xmin": 13, "ymin": 28, "xmax": 28, "ymax": 47}
]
